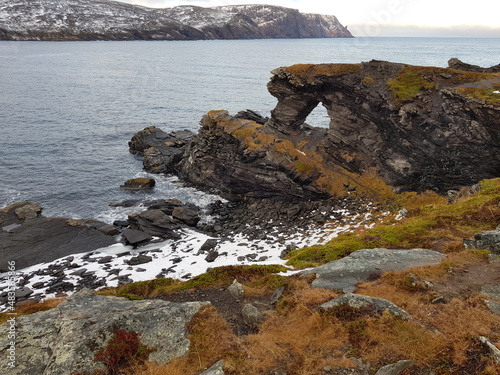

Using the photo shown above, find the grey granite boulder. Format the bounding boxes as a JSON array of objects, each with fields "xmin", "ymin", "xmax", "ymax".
[
  {"xmin": 375, "ymin": 360, "xmax": 414, "ymax": 375},
  {"xmin": 242, "ymin": 304, "xmax": 266, "ymax": 329},
  {"xmin": 321, "ymin": 293, "xmax": 411, "ymax": 319},
  {"xmin": 0, "ymin": 288, "xmax": 209, "ymax": 375},
  {"xmin": 464, "ymin": 228, "xmax": 500, "ymax": 254},
  {"xmin": 199, "ymin": 360, "xmax": 225, "ymax": 375},
  {"xmin": 302, "ymin": 248, "xmax": 446, "ymax": 292}
]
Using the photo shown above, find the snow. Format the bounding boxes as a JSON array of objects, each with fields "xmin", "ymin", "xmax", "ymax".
[{"xmin": 0, "ymin": 207, "xmax": 383, "ymax": 311}]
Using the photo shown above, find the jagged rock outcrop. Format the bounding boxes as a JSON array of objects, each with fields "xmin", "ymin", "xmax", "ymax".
[
  {"xmin": 0, "ymin": 289, "xmax": 209, "ymax": 374},
  {"xmin": 0, "ymin": 0, "xmax": 352, "ymax": 41},
  {"xmin": 463, "ymin": 225, "xmax": 500, "ymax": 254},
  {"xmin": 266, "ymin": 60, "xmax": 500, "ymax": 193},
  {"xmin": 448, "ymin": 58, "xmax": 500, "ymax": 73},
  {"xmin": 130, "ymin": 60, "xmax": 500, "ymax": 200},
  {"xmin": 0, "ymin": 202, "xmax": 116, "ymax": 272}
]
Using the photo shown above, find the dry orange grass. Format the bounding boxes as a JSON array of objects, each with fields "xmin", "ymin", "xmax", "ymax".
[
  {"xmin": 231, "ymin": 305, "xmax": 350, "ymax": 375},
  {"xmin": 129, "ymin": 305, "xmax": 238, "ymax": 375},
  {"xmin": 0, "ymin": 298, "xmax": 65, "ymax": 324}
]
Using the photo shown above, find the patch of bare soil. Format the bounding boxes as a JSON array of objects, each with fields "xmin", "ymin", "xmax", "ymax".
[
  {"xmin": 155, "ymin": 288, "xmax": 276, "ymax": 336},
  {"xmin": 432, "ymin": 259, "xmax": 500, "ymax": 301}
]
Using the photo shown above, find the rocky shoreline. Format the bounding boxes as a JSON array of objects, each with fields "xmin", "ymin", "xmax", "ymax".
[
  {"xmin": 1, "ymin": 58, "xmax": 500, "ymax": 374},
  {"xmin": 2, "ymin": 58, "xmax": 500, "ymax": 308}
]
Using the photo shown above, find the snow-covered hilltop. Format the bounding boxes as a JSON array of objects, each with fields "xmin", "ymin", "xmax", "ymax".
[{"xmin": 0, "ymin": 0, "xmax": 353, "ymax": 40}]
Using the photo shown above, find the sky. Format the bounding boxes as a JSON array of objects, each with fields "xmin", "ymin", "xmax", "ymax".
[{"xmin": 119, "ymin": 0, "xmax": 500, "ymax": 37}]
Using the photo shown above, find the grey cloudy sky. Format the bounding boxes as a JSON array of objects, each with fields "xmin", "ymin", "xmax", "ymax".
[{"xmin": 119, "ymin": 0, "xmax": 500, "ymax": 37}]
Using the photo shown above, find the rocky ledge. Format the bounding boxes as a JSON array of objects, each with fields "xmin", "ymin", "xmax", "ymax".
[{"xmin": 130, "ymin": 59, "xmax": 500, "ymax": 201}]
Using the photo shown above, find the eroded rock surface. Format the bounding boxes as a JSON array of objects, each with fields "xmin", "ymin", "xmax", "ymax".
[
  {"xmin": 0, "ymin": 202, "xmax": 116, "ymax": 272},
  {"xmin": 130, "ymin": 60, "xmax": 500, "ymax": 200},
  {"xmin": 266, "ymin": 60, "xmax": 500, "ymax": 193},
  {"xmin": 0, "ymin": 289, "xmax": 209, "ymax": 374},
  {"xmin": 321, "ymin": 293, "xmax": 411, "ymax": 319},
  {"xmin": 302, "ymin": 248, "xmax": 446, "ymax": 292}
]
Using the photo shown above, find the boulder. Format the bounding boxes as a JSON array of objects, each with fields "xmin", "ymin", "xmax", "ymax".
[
  {"xmin": 125, "ymin": 254, "xmax": 153, "ymax": 266},
  {"xmin": 227, "ymin": 279, "xmax": 244, "ymax": 299},
  {"xmin": 479, "ymin": 336, "xmax": 500, "ymax": 364},
  {"xmin": 198, "ymin": 238, "xmax": 218, "ymax": 254},
  {"xmin": 14, "ymin": 202, "xmax": 43, "ymax": 220},
  {"xmin": 242, "ymin": 304, "xmax": 266, "ymax": 329},
  {"xmin": 302, "ymin": 248, "xmax": 446, "ymax": 292},
  {"xmin": 122, "ymin": 228, "xmax": 153, "ymax": 245},
  {"xmin": 205, "ymin": 251, "xmax": 219, "ymax": 263},
  {"xmin": 120, "ymin": 177, "xmax": 156, "ymax": 190},
  {"xmin": 321, "ymin": 293, "xmax": 411, "ymax": 319},
  {"xmin": 199, "ymin": 360, "xmax": 225, "ymax": 375},
  {"xmin": 0, "ymin": 289, "xmax": 209, "ymax": 374},
  {"xmin": 464, "ymin": 228, "xmax": 500, "ymax": 254},
  {"xmin": 172, "ymin": 206, "xmax": 200, "ymax": 227},
  {"xmin": 128, "ymin": 209, "xmax": 180, "ymax": 238},
  {"xmin": 375, "ymin": 360, "xmax": 415, "ymax": 375},
  {"xmin": 129, "ymin": 127, "xmax": 194, "ymax": 174}
]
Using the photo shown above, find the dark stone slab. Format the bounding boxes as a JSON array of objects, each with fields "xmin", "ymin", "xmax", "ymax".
[{"xmin": 0, "ymin": 208, "xmax": 117, "ymax": 272}]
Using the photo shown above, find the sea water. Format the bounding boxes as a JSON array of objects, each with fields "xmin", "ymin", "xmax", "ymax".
[{"xmin": 1, "ymin": 37, "xmax": 499, "ymax": 222}]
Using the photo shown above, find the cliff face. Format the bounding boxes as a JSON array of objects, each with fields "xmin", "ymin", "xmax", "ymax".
[
  {"xmin": 266, "ymin": 60, "xmax": 500, "ymax": 193},
  {"xmin": 130, "ymin": 59, "xmax": 500, "ymax": 200},
  {"xmin": 0, "ymin": 0, "xmax": 352, "ymax": 41}
]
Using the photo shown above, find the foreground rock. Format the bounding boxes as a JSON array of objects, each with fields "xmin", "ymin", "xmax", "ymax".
[
  {"xmin": 0, "ymin": 202, "xmax": 116, "ymax": 272},
  {"xmin": 0, "ymin": 289, "xmax": 209, "ymax": 374},
  {"xmin": 302, "ymin": 248, "xmax": 446, "ymax": 292},
  {"xmin": 321, "ymin": 293, "xmax": 411, "ymax": 319},
  {"xmin": 464, "ymin": 225, "xmax": 500, "ymax": 254}
]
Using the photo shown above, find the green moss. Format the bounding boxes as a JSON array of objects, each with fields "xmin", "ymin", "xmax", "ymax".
[
  {"xmin": 286, "ymin": 232, "xmax": 366, "ymax": 268},
  {"xmin": 286, "ymin": 178, "xmax": 500, "ymax": 269},
  {"xmin": 387, "ymin": 69, "xmax": 435, "ymax": 101},
  {"xmin": 101, "ymin": 265, "xmax": 289, "ymax": 298},
  {"xmin": 455, "ymin": 85, "xmax": 500, "ymax": 106}
]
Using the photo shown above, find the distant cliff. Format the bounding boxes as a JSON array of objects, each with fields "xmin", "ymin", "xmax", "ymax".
[{"xmin": 0, "ymin": 0, "xmax": 352, "ymax": 41}]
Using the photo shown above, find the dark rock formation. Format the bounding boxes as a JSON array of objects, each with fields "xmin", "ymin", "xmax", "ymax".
[
  {"xmin": 448, "ymin": 58, "xmax": 500, "ymax": 73},
  {"xmin": 130, "ymin": 60, "xmax": 500, "ymax": 200},
  {"xmin": 0, "ymin": 0, "xmax": 352, "ymax": 41},
  {"xmin": 177, "ymin": 110, "xmax": 330, "ymax": 200},
  {"xmin": 120, "ymin": 177, "xmax": 156, "ymax": 190},
  {"xmin": 129, "ymin": 127, "xmax": 194, "ymax": 174},
  {"xmin": 0, "ymin": 202, "xmax": 116, "ymax": 272},
  {"xmin": 265, "ymin": 60, "xmax": 500, "ymax": 193}
]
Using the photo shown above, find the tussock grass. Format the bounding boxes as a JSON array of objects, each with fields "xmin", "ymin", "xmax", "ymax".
[
  {"xmin": 283, "ymin": 63, "xmax": 362, "ymax": 83},
  {"xmin": 129, "ymin": 305, "xmax": 238, "ymax": 375},
  {"xmin": 456, "ymin": 84, "xmax": 500, "ymax": 106}
]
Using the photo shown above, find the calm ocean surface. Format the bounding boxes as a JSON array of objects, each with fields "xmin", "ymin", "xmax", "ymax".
[{"xmin": 1, "ymin": 37, "xmax": 499, "ymax": 222}]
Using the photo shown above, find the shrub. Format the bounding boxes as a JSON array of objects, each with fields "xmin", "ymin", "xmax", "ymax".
[{"xmin": 94, "ymin": 329, "xmax": 154, "ymax": 375}]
